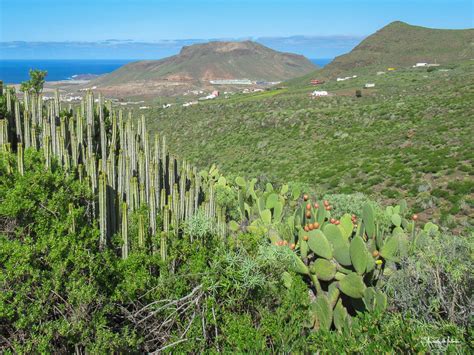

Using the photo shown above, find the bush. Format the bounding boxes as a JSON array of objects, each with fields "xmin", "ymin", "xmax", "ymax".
[
  {"xmin": 183, "ymin": 210, "xmax": 216, "ymax": 241},
  {"xmin": 383, "ymin": 233, "xmax": 473, "ymax": 328},
  {"xmin": 306, "ymin": 311, "xmax": 469, "ymax": 353},
  {"xmin": 322, "ymin": 192, "xmax": 389, "ymax": 225}
]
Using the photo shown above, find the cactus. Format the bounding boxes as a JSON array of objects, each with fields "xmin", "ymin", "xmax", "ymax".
[
  {"xmin": 17, "ymin": 142, "xmax": 24, "ymax": 175},
  {"xmin": 363, "ymin": 287, "xmax": 387, "ymax": 313},
  {"xmin": 307, "ymin": 230, "xmax": 333, "ymax": 259},
  {"xmin": 312, "ymin": 294, "xmax": 332, "ymax": 331},
  {"xmin": 310, "ymin": 259, "xmax": 336, "ymax": 281},
  {"xmin": 6, "ymin": 86, "xmax": 11, "ymax": 112},
  {"xmin": 0, "ymin": 119, "xmax": 7, "ymax": 148},
  {"xmin": 349, "ymin": 236, "xmax": 368, "ymax": 275},
  {"xmin": 161, "ymin": 206, "xmax": 169, "ymax": 262},
  {"xmin": 138, "ymin": 214, "xmax": 145, "ymax": 248},
  {"xmin": 1, "ymin": 88, "xmax": 222, "ymax": 257},
  {"xmin": 362, "ymin": 203, "xmax": 375, "ymax": 238},
  {"xmin": 121, "ymin": 202, "xmax": 129, "ymax": 259},
  {"xmin": 337, "ymin": 272, "xmax": 366, "ymax": 298},
  {"xmin": 241, "ymin": 189, "xmax": 411, "ymax": 330},
  {"xmin": 68, "ymin": 203, "xmax": 76, "ymax": 234},
  {"xmin": 98, "ymin": 173, "xmax": 107, "ymax": 250}
]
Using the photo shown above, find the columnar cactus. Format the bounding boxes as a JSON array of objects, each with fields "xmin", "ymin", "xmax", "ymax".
[
  {"xmin": 23, "ymin": 110, "xmax": 31, "ymax": 149},
  {"xmin": 17, "ymin": 142, "xmax": 24, "ymax": 175},
  {"xmin": 138, "ymin": 214, "xmax": 145, "ymax": 248},
  {"xmin": 14, "ymin": 101, "xmax": 22, "ymax": 143},
  {"xmin": 3, "ymin": 88, "xmax": 222, "ymax": 258},
  {"xmin": 68, "ymin": 203, "xmax": 76, "ymax": 234},
  {"xmin": 98, "ymin": 173, "xmax": 108, "ymax": 250},
  {"xmin": 6, "ymin": 86, "xmax": 12, "ymax": 112},
  {"xmin": 122, "ymin": 202, "xmax": 129, "ymax": 259},
  {"xmin": 0, "ymin": 119, "xmax": 7, "ymax": 148},
  {"xmin": 98, "ymin": 93, "xmax": 107, "ymax": 173}
]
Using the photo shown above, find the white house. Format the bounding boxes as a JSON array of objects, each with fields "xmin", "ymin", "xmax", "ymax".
[
  {"xmin": 337, "ymin": 76, "xmax": 354, "ymax": 82},
  {"xmin": 311, "ymin": 90, "xmax": 329, "ymax": 97},
  {"xmin": 182, "ymin": 101, "xmax": 198, "ymax": 107}
]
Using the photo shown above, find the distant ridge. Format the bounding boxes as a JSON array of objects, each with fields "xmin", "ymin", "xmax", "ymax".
[
  {"xmin": 95, "ymin": 41, "xmax": 318, "ymax": 86},
  {"xmin": 322, "ymin": 21, "xmax": 474, "ymax": 75}
]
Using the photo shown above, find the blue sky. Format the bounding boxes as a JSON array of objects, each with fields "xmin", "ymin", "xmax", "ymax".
[
  {"xmin": 1, "ymin": 0, "xmax": 472, "ymax": 41},
  {"xmin": 0, "ymin": 0, "xmax": 472, "ymax": 59}
]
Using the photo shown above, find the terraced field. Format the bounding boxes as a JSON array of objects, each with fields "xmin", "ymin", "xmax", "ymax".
[{"xmin": 145, "ymin": 62, "xmax": 474, "ymax": 231}]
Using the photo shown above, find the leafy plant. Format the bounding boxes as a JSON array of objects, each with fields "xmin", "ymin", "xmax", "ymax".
[
  {"xmin": 20, "ymin": 69, "xmax": 47, "ymax": 94},
  {"xmin": 383, "ymin": 232, "xmax": 473, "ymax": 327}
]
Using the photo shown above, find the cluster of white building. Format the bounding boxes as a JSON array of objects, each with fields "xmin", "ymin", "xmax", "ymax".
[
  {"xmin": 198, "ymin": 90, "xmax": 220, "ymax": 101},
  {"xmin": 412, "ymin": 62, "xmax": 440, "ymax": 68},
  {"xmin": 208, "ymin": 79, "xmax": 280, "ymax": 86},
  {"xmin": 210, "ymin": 79, "xmax": 253, "ymax": 85},
  {"xmin": 42, "ymin": 94, "xmax": 82, "ymax": 102},
  {"xmin": 79, "ymin": 86, "xmax": 97, "ymax": 92},
  {"xmin": 311, "ymin": 90, "xmax": 328, "ymax": 97},
  {"xmin": 182, "ymin": 101, "xmax": 198, "ymax": 107},
  {"xmin": 242, "ymin": 88, "xmax": 264, "ymax": 94},
  {"xmin": 183, "ymin": 89, "xmax": 204, "ymax": 96},
  {"xmin": 337, "ymin": 75, "xmax": 357, "ymax": 82}
]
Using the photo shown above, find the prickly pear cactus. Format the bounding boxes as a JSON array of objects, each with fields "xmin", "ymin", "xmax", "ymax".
[{"xmin": 280, "ymin": 196, "xmax": 421, "ymax": 331}]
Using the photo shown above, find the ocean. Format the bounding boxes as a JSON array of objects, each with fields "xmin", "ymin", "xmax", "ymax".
[
  {"xmin": 0, "ymin": 59, "xmax": 136, "ymax": 84},
  {"xmin": 311, "ymin": 58, "xmax": 333, "ymax": 67},
  {"xmin": 0, "ymin": 58, "xmax": 332, "ymax": 84}
]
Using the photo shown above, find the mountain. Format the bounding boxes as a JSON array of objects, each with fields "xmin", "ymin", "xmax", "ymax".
[
  {"xmin": 322, "ymin": 21, "xmax": 474, "ymax": 75},
  {"xmin": 94, "ymin": 41, "xmax": 317, "ymax": 86}
]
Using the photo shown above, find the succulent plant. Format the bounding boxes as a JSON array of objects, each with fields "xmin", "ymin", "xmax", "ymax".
[{"xmin": 1, "ymin": 89, "xmax": 223, "ymax": 259}]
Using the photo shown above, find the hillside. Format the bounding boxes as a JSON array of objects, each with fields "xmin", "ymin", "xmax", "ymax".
[
  {"xmin": 322, "ymin": 21, "xmax": 474, "ymax": 76},
  {"xmin": 144, "ymin": 62, "xmax": 474, "ymax": 232},
  {"xmin": 95, "ymin": 41, "xmax": 317, "ymax": 86}
]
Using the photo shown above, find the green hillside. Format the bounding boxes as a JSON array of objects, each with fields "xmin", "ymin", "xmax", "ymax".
[
  {"xmin": 323, "ymin": 21, "xmax": 474, "ymax": 76},
  {"xmin": 95, "ymin": 41, "xmax": 317, "ymax": 85},
  {"xmin": 145, "ymin": 61, "xmax": 474, "ymax": 231}
]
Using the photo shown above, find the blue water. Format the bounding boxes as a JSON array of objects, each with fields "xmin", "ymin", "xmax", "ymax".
[
  {"xmin": 311, "ymin": 58, "xmax": 332, "ymax": 67},
  {"xmin": 0, "ymin": 58, "xmax": 333, "ymax": 84},
  {"xmin": 0, "ymin": 59, "xmax": 136, "ymax": 84}
]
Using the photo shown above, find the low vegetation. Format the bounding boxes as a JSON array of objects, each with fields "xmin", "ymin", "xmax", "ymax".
[
  {"xmin": 1, "ymin": 150, "xmax": 471, "ymax": 352},
  {"xmin": 146, "ymin": 62, "xmax": 474, "ymax": 233},
  {"xmin": 0, "ymin": 73, "xmax": 472, "ymax": 352}
]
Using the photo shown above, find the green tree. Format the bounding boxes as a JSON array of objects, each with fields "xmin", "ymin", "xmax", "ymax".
[{"xmin": 20, "ymin": 69, "xmax": 47, "ymax": 94}]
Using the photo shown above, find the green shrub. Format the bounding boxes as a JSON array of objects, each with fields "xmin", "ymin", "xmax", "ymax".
[
  {"xmin": 306, "ymin": 311, "xmax": 469, "ymax": 353},
  {"xmin": 383, "ymin": 233, "xmax": 473, "ymax": 328},
  {"xmin": 183, "ymin": 210, "xmax": 216, "ymax": 241},
  {"xmin": 322, "ymin": 192, "xmax": 389, "ymax": 224}
]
